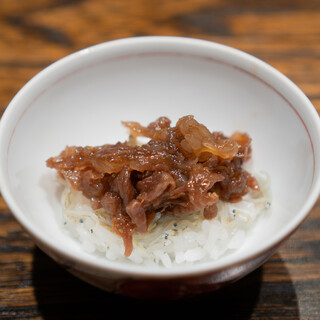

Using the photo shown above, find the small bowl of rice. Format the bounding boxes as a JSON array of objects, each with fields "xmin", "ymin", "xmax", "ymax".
[{"xmin": 1, "ymin": 36, "xmax": 320, "ymax": 299}]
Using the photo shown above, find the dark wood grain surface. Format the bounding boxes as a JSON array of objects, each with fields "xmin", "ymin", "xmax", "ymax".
[{"xmin": 1, "ymin": 0, "xmax": 320, "ymax": 319}]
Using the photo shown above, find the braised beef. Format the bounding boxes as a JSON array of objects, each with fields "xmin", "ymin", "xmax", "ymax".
[{"xmin": 47, "ymin": 115, "xmax": 257, "ymax": 256}]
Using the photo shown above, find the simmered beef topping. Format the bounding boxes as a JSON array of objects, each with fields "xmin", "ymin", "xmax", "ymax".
[{"xmin": 47, "ymin": 115, "xmax": 257, "ymax": 256}]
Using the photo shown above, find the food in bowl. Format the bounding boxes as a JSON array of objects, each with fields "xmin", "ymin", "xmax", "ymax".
[
  {"xmin": 47, "ymin": 115, "xmax": 271, "ymax": 267},
  {"xmin": 1, "ymin": 35, "xmax": 319, "ymax": 297}
]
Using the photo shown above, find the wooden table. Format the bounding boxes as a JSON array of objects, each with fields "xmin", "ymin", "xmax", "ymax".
[{"xmin": 1, "ymin": 0, "xmax": 320, "ymax": 319}]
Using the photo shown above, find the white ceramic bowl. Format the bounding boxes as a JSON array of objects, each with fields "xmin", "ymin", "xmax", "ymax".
[{"xmin": 1, "ymin": 36, "xmax": 320, "ymax": 299}]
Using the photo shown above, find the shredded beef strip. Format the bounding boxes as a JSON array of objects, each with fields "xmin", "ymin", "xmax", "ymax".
[{"xmin": 47, "ymin": 115, "xmax": 258, "ymax": 256}]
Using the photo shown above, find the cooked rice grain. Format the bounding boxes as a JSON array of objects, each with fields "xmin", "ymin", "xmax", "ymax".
[{"xmin": 61, "ymin": 171, "xmax": 271, "ymax": 268}]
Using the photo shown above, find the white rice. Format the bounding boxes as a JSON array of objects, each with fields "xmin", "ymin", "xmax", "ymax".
[{"xmin": 60, "ymin": 171, "xmax": 271, "ymax": 268}]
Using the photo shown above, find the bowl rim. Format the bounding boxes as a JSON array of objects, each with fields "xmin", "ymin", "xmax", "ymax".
[{"xmin": 1, "ymin": 35, "xmax": 320, "ymax": 278}]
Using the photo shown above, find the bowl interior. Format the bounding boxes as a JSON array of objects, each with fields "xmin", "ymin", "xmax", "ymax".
[{"xmin": 1, "ymin": 37, "xmax": 319, "ymax": 275}]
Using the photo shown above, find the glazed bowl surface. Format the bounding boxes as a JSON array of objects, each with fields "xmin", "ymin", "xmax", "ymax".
[{"xmin": 1, "ymin": 36, "xmax": 320, "ymax": 299}]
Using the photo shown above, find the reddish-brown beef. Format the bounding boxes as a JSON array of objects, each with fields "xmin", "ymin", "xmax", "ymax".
[{"xmin": 47, "ymin": 115, "xmax": 257, "ymax": 256}]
